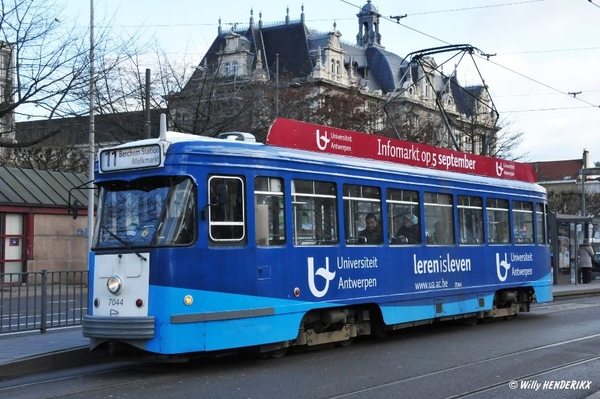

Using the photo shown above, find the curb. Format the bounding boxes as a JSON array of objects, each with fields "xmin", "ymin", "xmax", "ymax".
[{"xmin": 0, "ymin": 347, "xmax": 111, "ymax": 381}]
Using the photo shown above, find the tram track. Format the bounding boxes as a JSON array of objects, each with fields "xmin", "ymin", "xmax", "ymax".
[
  {"xmin": 0, "ymin": 360, "xmax": 160, "ymax": 394},
  {"xmin": 2, "ymin": 300, "xmax": 600, "ymax": 398},
  {"xmin": 448, "ymin": 355, "xmax": 600, "ymax": 398},
  {"xmin": 4, "ymin": 332, "xmax": 600, "ymax": 398},
  {"xmin": 330, "ymin": 332, "xmax": 600, "ymax": 399},
  {"xmin": 0, "ymin": 351, "xmax": 252, "ymax": 396}
]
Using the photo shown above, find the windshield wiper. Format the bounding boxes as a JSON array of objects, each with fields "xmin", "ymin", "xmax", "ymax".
[{"xmin": 100, "ymin": 226, "xmax": 147, "ymax": 262}]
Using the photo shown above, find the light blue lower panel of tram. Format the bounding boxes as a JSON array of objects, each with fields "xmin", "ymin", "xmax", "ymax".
[
  {"xmin": 146, "ymin": 272, "xmax": 553, "ymax": 354},
  {"xmin": 148, "ymin": 286, "xmax": 324, "ymax": 354},
  {"xmin": 377, "ymin": 272, "xmax": 553, "ymax": 324},
  {"xmin": 529, "ymin": 272, "xmax": 553, "ymax": 302}
]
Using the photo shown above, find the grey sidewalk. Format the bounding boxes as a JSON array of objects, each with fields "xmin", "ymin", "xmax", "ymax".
[
  {"xmin": 0, "ymin": 326, "xmax": 105, "ymax": 380},
  {"xmin": 1, "ymin": 281, "xmax": 599, "ymax": 381}
]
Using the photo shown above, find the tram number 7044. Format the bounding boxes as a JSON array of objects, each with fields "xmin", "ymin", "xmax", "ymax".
[{"xmin": 108, "ymin": 298, "xmax": 124, "ymax": 306}]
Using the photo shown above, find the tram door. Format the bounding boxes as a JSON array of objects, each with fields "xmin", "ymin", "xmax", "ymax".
[{"xmin": 254, "ymin": 177, "xmax": 286, "ymax": 295}]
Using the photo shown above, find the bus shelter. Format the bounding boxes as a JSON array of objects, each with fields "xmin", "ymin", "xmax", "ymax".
[{"xmin": 548, "ymin": 213, "xmax": 600, "ymax": 285}]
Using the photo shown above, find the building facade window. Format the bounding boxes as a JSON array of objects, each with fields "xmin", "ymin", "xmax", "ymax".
[{"xmin": 1, "ymin": 213, "xmax": 26, "ymax": 279}]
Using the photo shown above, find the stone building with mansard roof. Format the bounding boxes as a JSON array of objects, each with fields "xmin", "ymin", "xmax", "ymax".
[{"xmin": 168, "ymin": 1, "xmax": 498, "ymax": 155}]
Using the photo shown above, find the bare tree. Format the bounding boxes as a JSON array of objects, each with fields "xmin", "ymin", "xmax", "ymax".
[
  {"xmin": 0, "ymin": 0, "xmax": 143, "ymax": 149},
  {"xmin": 548, "ymin": 190, "xmax": 600, "ymax": 218},
  {"xmin": 310, "ymin": 87, "xmax": 382, "ymax": 133},
  {"xmin": 487, "ymin": 118, "xmax": 528, "ymax": 161}
]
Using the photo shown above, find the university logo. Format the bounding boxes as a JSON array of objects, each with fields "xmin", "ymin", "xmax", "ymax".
[
  {"xmin": 315, "ymin": 129, "xmax": 331, "ymax": 151},
  {"xmin": 307, "ymin": 257, "xmax": 336, "ymax": 298},
  {"xmin": 495, "ymin": 162, "xmax": 505, "ymax": 177},
  {"xmin": 496, "ymin": 253, "xmax": 511, "ymax": 282}
]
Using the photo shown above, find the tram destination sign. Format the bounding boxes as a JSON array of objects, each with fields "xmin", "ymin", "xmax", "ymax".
[
  {"xmin": 98, "ymin": 144, "xmax": 163, "ymax": 173},
  {"xmin": 267, "ymin": 118, "xmax": 537, "ymax": 183}
]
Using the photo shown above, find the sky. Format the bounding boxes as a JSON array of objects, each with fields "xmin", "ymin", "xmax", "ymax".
[{"xmin": 62, "ymin": 0, "xmax": 600, "ymax": 163}]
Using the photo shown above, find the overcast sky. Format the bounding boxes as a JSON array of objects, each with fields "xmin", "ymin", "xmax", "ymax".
[{"xmin": 65, "ymin": 0, "xmax": 600, "ymax": 163}]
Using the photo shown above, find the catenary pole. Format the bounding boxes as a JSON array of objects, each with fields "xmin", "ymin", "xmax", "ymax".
[{"xmin": 88, "ymin": 0, "xmax": 95, "ymax": 260}]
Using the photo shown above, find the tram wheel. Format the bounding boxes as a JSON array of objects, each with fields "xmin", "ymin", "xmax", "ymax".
[
  {"xmin": 336, "ymin": 338, "xmax": 354, "ymax": 347},
  {"xmin": 267, "ymin": 347, "xmax": 288, "ymax": 359}
]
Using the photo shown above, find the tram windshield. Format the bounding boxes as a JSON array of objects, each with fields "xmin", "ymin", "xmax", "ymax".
[{"xmin": 93, "ymin": 177, "xmax": 196, "ymax": 249}]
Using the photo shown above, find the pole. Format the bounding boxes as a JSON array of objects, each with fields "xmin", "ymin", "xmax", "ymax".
[
  {"xmin": 581, "ymin": 149, "xmax": 587, "ymax": 218},
  {"xmin": 275, "ymin": 53, "xmax": 279, "ymax": 117},
  {"xmin": 87, "ymin": 0, "xmax": 95, "ymax": 259},
  {"xmin": 144, "ymin": 68, "xmax": 151, "ymax": 139},
  {"xmin": 581, "ymin": 172, "xmax": 586, "ymax": 218}
]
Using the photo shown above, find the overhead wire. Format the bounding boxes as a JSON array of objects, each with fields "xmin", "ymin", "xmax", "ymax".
[
  {"xmin": 473, "ymin": 53, "xmax": 600, "ymax": 109},
  {"xmin": 339, "ymin": 0, "xmax": 600, "ymax": 112},
  {"xmin": 588, "ymin": 0, "xmax": 600, "ymax": 9}
]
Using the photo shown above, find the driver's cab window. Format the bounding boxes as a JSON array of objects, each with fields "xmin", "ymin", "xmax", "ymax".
[
  {"xmin": 208, "ymin": 175, "xmax": 246, "ymax": 243},
  {"xmin": 155, "ymin": 178, "xmax": 196, "ymax": 245}
]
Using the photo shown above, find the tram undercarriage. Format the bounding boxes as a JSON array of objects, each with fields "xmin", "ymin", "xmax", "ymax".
[{"xmin": 259, "ymin": 287, "xmax": 535, "ymax": 357}]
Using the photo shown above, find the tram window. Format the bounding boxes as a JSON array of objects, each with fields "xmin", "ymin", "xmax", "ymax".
[
  {"xmin": 255, "ymin": 177, "xmax": 285, "ymax": 246},
  {"xmin": 536, "ymin": 203, "xmax": 547, "ymax": 245},
  {"xmin": 424, "ymin": 192, "xmax": 454, "ymax": 245},
  {"xmin": 513, "ymin": 200, "xmax": 534, "ymax": 244},
  {"xmin": 208, "ymin": 175, "xmax": 245, "ymax": 243},
  {"xmin": 487, "ymin": 198, "xmax": 510, "ymax": 244},
  {"xmin": 343, "ymin": 184, "xmax": 382, "ymax": 245},
  {"xmin": 387, "ymin": 188, "xmax": 421, "ymax": 245},
  {"xmin": 457, "ymin": 196, "xmax": 483, "ymax": 245},
  {"xmin": 292, "ymin": 179, "xmax": 338, "ymax": 246},
  {"xmin": 95, "ymin": 177, "xmax": 171, "ymax": 249},
  {"xmin": 155, "ymin": 178, "xmax": 196, "ymax": 245}
]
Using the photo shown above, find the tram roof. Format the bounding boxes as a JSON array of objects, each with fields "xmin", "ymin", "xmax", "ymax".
[
  {"xmin": 160, "ymin": 134, "xmax": 545, "ymax": 195},
  {"xmin": 96, "ymin": 119, "xmax": 545, "ymax": 195}
]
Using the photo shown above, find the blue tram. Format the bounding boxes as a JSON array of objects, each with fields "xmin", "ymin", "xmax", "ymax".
[{"xmin": 82, "ymin": 117, "xmax": 552, "ymax": 356}]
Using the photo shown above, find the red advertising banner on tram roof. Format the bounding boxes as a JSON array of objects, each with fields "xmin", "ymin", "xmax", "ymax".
[{"xmin": 266, "ymin": 118, "xmax": 537, "ymax": 183}]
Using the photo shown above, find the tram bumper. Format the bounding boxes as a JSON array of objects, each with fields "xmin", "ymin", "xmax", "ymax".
[{"xmin": 82, "ymin": 315, "xmax": 155, "ymax": 340}]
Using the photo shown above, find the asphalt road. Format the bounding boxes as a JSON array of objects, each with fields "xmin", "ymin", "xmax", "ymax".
[{"xmin": 1, "ymin": 296, "xmax": 600, "ymax": 399}]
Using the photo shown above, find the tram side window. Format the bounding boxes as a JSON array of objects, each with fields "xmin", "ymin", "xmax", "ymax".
[
  {"xmin": 457, "ymin": 195, "xmax": 484, "ymax": 245},
  {"xmin": 292, "ymin": 179, "xmax": 338, "ymax": 246},
  {"xmin": 343, "ymin": 184, "xmax": 382, "ymax": 245},
  {"xmin": 387, "ymin": 188, "xmax": 421, "ymax": 245},
  {"xmin": 208, "ymin": 175, "xmax": 245, "ymax": 243},
  {"xmin": 424, "ymin": 192, "xmax": 455, "ymax": 245},
  {"xmin": 536, "ymin": 203, "xmax": 547, "ymax": 245},
  {"xmin": 487, "ymin": 198, "xmax": 510, "ymax": 244},
  {"xmin": 513, "ymin": 200, "xmax": 534, "ymax": 244},
  {"xmin": 254, "ymin": 177, "xmax": 285, "ymax": 246}
]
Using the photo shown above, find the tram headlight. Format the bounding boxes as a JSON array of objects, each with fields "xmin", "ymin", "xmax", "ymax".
[{"xmin": 106, "ymin": 275, "xmax": 123, "ymax": 295}]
